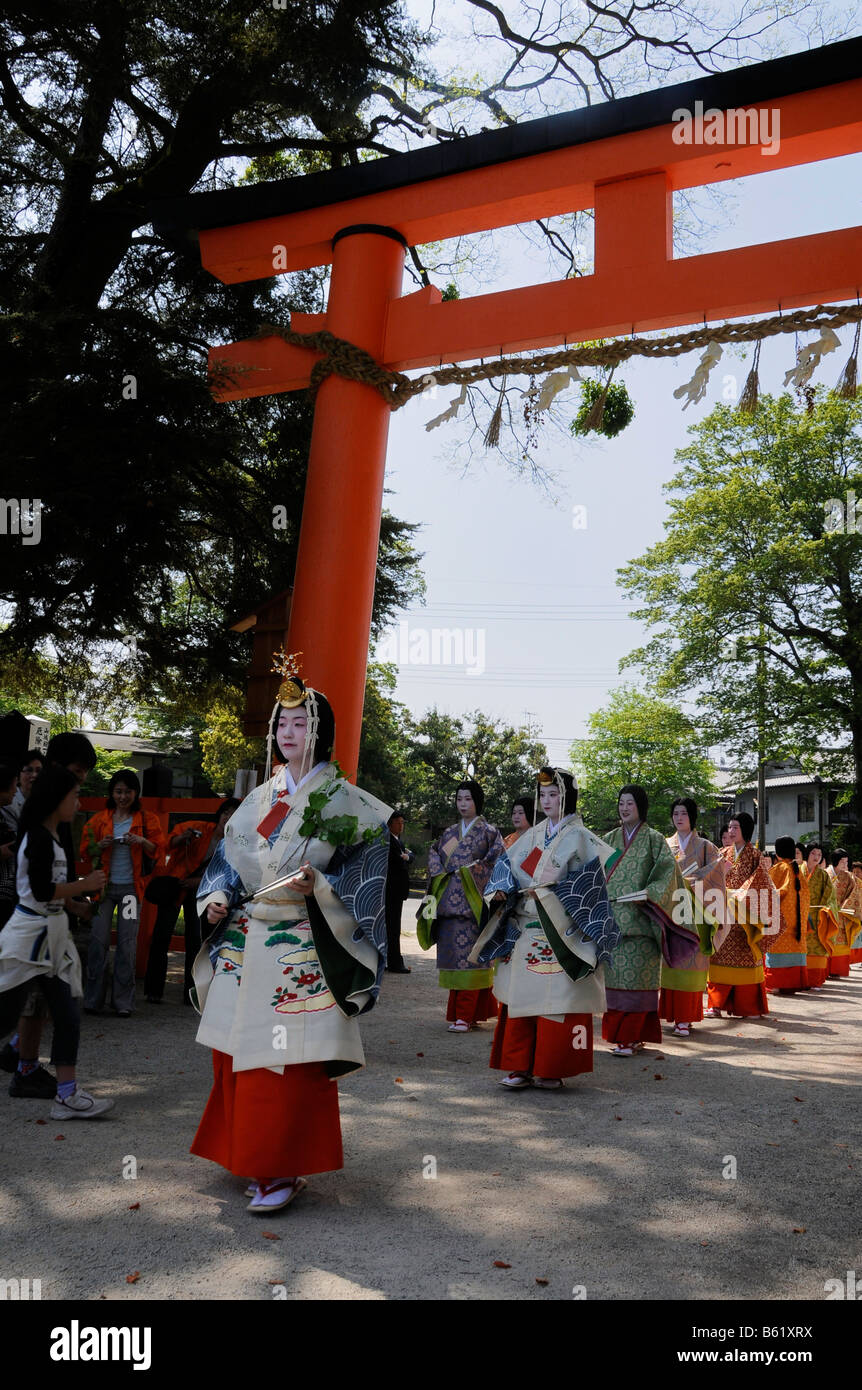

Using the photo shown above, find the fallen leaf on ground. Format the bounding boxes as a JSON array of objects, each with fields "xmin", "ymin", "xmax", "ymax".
[
  {"xmin": 268, "ymin": 1279, "xmax": 283, "ymax": 1285},
  {"xmin": 126, "ymin": 1272, "xmax": 140, "ymax": 1284},
  {"xmin": 655, "ymin": 1054, "xmax": 665, "ymax": 1060},
  {"xmin": 700, "ymin": 1241, "xmax": 710, "ymax": 1247},
  {"xmin": 490, "ymin": 1171, "xmax": 501, "ymax": 1176},
  {"xmin": 128, "ymin": 1203, "xmax": 140, "ymax": 1210},
  {"xmin": 535, "ymin": 1277, "xmax": 549, "ymax": 1286},
  {"xmin": 674, "ymin": 1110, "xmax": 682, "ymax": 1115},
  {"xmin": 614, "ymin": 1115, "xmax": 623, "ymax": 1121},
  {"xmin": 262, "ymin": 1232, "xmax": 281, "ymax": 1240},
  {"xmin": 493, "ymin": 1260, "xmax": 512, "ymax": 1269},
  {"xmin": 792, "ymin": 1227, "xmax": 806, "ymax": 1234},
  {"xmin": 654, "ymin": 1074, "xmax": 663, "ymax": 1081},
  {"xmin": 792, "ymin": 1119, "xmax": 799, "ymax": 1124},
  {"xmin": 54, "ymin": 1134, "xmax": 65, "ymax": 1141},
  {"xmin": 35, "ymin": 1118, "xmax": 47, "ymax": 1125},
  {"xmin": 394, "ymin": 1077, "xmax": 404, "ymax": 1083},
  {"xmin": 416, "ymin": 1052, "xmax": 424, "ymax": 1057},
  {"xmin": 794, "ymin": 1096, "xmax": 804, "ymax": 1102}
]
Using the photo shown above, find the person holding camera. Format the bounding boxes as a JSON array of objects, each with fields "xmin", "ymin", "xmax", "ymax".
[{"xmin": 79, "ymin": 769, "xmax": 165, "ymax": 1017}]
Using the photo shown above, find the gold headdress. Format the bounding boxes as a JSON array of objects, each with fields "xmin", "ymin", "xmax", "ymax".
[
  {"xmin": 265, "ymin": 649, "xmax": 328, "ymax": 784},
  {"xmin": 271, "ymin": 648, "xmax": 306, "ymax": 708}
]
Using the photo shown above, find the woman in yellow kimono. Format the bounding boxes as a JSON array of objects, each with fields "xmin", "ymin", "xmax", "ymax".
[
  {"xmin": 827, "ymin": 850, "xmax": 859, "ymax": 979},
  {"xmin": 660, "ymin": 797, "xmax": 725, "ymax": 1038},
  {"xmin": 705, "ymin": 813, "xmax": 776, "ymax": 1018},
  {"xmin": 765, "ymin": 838, "xmax": 810, "ymax": 993},
  {"xmin": 852, "ymin": 864, "xmax": 862, "ymax": 964},
  {"xmin": 801, "ymin": 845, "xmax": 840, "ymax": 990}
]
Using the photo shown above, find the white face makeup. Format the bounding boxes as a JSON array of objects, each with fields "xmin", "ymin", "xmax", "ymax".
[
  {"xmin": 511, "ymin": 804, "xmax": 529, "ymax": 831},
  {"xmin": 455, "ymin": 789, "xmax": 477, "ymax": 820},
  {"xmin": 672, "ymin": 804, "xmax": 692, "ymax": 835},
  {"xmin": 276, "ymin": 710, "xmax": 309, "ymax": 762},
  {"xmin": 539, "ymin": 785, "xmax": 561, "ymax": 820},
  {"xmin": 618, "ymin": 793, "xmax": 639, "ymax": 826}
]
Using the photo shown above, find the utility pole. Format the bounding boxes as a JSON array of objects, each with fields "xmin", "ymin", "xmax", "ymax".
[{"xmin": 756, "ymin": 620, "xmax": 767, "ymax": 851}]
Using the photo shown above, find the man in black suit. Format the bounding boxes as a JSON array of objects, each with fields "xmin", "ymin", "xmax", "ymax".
[{"xmin": 385, "ymin": 811, "xmax": 413, "ymax": 974}]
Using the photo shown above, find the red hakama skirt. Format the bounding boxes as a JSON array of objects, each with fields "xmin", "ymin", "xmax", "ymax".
[
  {"xmin": 446, "ymin": 988, "xmax": 498, "ymax": 1025},
  {"xmin": 191, "ymin": 1050, "xmax": 343, "ymax": 1180},
  {"xmin": 706, "ymin": 982, "xmax": 768, "ymax": 1016},
  {"xmin": 659, "ymin": 987, "xmax": 704, "ymax": 1025},
  {"xmin": 601, "ymin": 1009, "xmax": 662, "ymax": 1045},
  {"xmin": 490, "ymin": 1005, "xmax": 593, "ymax": 1077}
]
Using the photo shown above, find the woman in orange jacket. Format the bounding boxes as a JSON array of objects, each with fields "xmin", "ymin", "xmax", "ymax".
[{"xmin": 79, "ymin": 770, "xmax": 166, "ymax": 1016}]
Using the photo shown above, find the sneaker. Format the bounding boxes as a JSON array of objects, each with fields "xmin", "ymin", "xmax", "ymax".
[
  {"xmin": 49, "ymin": 1088, "xmax": 114, "ymax": 1120},
  {"xmin": 8, "ymin": 1065, "xmax": 57, "ymax": 1099},
  {"xmin": 0, "ymin": 1040, "xmax": 20, "ymax": 1073}
]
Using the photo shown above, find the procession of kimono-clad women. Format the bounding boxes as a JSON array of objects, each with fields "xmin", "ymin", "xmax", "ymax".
[{"xmin": 178, "ymin": 652, "xmax": 861, "ymax": 1213}]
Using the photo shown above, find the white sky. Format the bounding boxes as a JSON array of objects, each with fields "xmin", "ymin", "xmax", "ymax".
[{"xmin": 369, "ymin": 8, "xmax": 862, "ymax": 767}]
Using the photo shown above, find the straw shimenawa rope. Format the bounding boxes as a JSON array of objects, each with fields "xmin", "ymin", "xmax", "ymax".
[{"xmin": 208, "ymin": 303, "xmax": 862, "ymax": 409}]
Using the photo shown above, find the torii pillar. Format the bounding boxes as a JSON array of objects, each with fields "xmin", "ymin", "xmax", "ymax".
[{"xmin": 287, "ymin": 225, "xmax": 405, "ymax": 773}]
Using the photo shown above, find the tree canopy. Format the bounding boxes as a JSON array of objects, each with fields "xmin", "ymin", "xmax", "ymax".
[
  {"xmin": 618, "ymin": 392, "xmax": 862, "ymax": 802},
  {"xmin": 571, "ymin": 685, "xmax": 719, "ymax": 835}
]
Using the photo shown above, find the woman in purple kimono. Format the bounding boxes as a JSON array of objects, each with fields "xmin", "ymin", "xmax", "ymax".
[{"xmin": 420, "ymin": 781, "xmax": 504, "ymax": 1031}]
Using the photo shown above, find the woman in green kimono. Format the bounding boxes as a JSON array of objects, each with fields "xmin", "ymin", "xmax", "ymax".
[{"xmin": 602, "ymin": 785, "xmax": 697, "ymax": 1056}]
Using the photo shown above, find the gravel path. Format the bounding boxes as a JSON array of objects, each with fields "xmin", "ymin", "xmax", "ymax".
[{"xmin": 2, "ymin": 908, "xmax": 860, "ymax": 1302}]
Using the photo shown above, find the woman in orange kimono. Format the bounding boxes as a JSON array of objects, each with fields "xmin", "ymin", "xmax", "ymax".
[
  {"xmin": 765, "ymin": 837, "xmax": 810, "ymax": 993},
  {"xmin": 827, "ymin": 850, "xmax": 858, "ymax": 979},
  {"xmin": 502, "ymin": 797, "xmax": 534, "ymax": 851},
  {"xmin": 801, "ymin": 845, "xmax": 839, "ymax": 990},
  {"xmin": 852, "ymin": 864, "xmax": 862, "ymax": 964},
  {"xmin": 705, "ymin": 812, "xmax": 775, "ymax": 1018}
]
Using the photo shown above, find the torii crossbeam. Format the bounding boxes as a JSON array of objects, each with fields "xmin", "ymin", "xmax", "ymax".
[{"xmin": 153, "ymin": 37, "xmax": 862, "ymax": 776}]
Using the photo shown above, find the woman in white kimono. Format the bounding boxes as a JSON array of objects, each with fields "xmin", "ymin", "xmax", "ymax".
[
  {"xmin": 471, "ymin": 768, "xmax": 619, "ymax": 1089},
  {"xmin": 190, "ymin": 658, "xmax": 391, "ymax": 1214}
]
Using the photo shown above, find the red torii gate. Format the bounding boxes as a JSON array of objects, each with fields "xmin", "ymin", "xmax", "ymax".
[{"xmin": 154, "ymin": 37, "xmax": 862, "ymax": 777}]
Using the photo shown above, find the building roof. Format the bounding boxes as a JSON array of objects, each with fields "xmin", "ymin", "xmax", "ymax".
[
  {"xmin": 150, "ymin": 37, "xmax": 862, "ymax": 250},
  {"xmin": 72, "ymin": 729, "xmax": 166, "ymax": 756}
]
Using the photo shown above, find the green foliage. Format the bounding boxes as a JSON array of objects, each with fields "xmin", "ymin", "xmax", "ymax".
[
  {"xmin": 0, "ymin": 2, "xmax": 426, "ymax": 696},
  {"xmin": 406, "ymin": 708, "xmax": 549, "ymax": 836},
  {"xmin": 297, "ymin": 785, "xmax": 360, "ymax": 848},
  {"xmin": 572, "ymin": 377, "xmax": 635, "ymax": 439},
  {"xmin": 200, "ymin": 690, "xmax": 264, "ymax": 796},
  {"xmin": 618, "ymin": 391, "xmax": 862, "ymax": 813},
  {"xmin": 571, "ymin": 687, "xmax": 718, "ymax": 835}
]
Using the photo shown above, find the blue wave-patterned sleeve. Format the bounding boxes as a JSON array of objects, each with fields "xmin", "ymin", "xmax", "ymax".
[
  {"xmin": 322, "ymin": 827, "xmax": 390, "ymax": 1005},
  {"xmin": 197, "ymin": 839, "xmax": 244, "ymax": 910},
  {"xmin": 484, "ymin": 851, "xmax": 516, "ymax": 899},
  {"xmin": 474, "ymin": 849, "xmax": 522, "ymax": 965},
  {"xmin": 549, "ymin": 855, "xmax": 621, "ymax": 966}
]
